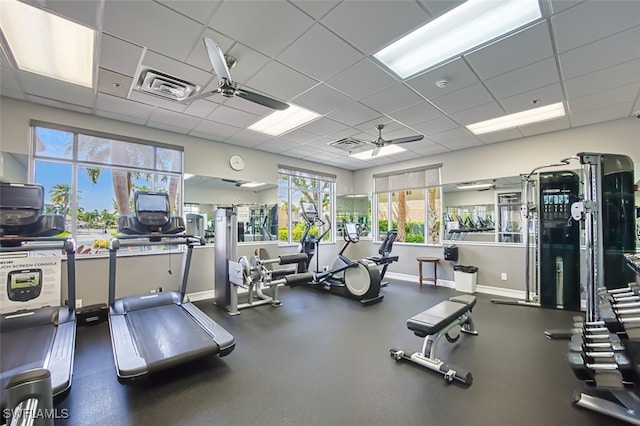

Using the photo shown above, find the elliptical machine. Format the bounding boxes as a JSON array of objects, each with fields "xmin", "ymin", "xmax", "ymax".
[{"xmin": 293, "ymin": 201, "xmax": 383, "ymax": 305}]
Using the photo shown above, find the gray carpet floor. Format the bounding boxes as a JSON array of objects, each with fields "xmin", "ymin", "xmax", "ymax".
[{"xmin": 55, "ymin": 280, "xmax": 626, "ymax": 425}]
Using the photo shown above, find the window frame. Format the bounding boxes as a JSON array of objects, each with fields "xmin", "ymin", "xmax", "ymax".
[
  {"xmin": 277, "ymin": 166, "xmax": 336, "ymax": 246},
  {"xmin": 373, "ymin": 164, "xmax": 442, "ymax": 245},
  {"xmin": 29, "ymin": 121, "xmax": 184, "ymax": 256}
]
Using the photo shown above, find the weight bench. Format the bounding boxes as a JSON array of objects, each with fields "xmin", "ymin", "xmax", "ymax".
[{"xmin": 390, "ymin": 294, "xmax": 478, "ymax": 385}]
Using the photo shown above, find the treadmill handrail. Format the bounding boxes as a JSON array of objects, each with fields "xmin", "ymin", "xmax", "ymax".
[{"xmin": 108, "ymin": 234, "xmax": 203, "ymax": 306}]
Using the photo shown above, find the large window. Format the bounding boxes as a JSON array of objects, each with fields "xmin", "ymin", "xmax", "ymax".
[
  {"xmin": 374, "ymin": 165, "xmax": 442, "ymax": 245},
  {"xmin": 277, "ymin": 166, "xmax": 335, "ymax": 245},
  {"xmin": 31, "ymin": 123, "xmax": 183, "ymax": 255}
]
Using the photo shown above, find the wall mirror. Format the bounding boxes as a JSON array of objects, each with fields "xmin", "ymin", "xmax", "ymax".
[
  {"xmin": 183, "ymin": 175, "xmax": 277, "ymax": 243},
  {"xmin": 336, "ymin": 193, "xmax": 372, "ymax": 238},
  {"xmin": 442, "ymin": 176, "xmax": 522, "ymax": 244}
]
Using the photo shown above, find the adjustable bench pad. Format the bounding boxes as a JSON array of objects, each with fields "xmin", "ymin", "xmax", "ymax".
[{"xmin": 407, "ymin": 295, "xmax": 476, "ymax": 337}]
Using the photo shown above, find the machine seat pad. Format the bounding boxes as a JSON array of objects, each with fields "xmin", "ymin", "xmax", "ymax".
[{"xmin": 407, "ymin": 296, "xmax": 476, "ymax": 337}]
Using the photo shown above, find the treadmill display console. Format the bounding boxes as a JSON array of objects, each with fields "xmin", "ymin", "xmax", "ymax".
[
  {"xmin": 0, "ymin": 183, "xmax": 44, "ymax": 226},
  {"xmin": 135, "ymin": 192, "xmax": 170, "ymax": 227}
]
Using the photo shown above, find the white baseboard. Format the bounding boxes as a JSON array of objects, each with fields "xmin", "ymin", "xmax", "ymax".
[
  {"xmin": 187, "ymin": 290, "xmax": 215, "ymax": 302},
  {"xmin": 385, "ymin": 272, "xmax": 527, "ymax": 298}
]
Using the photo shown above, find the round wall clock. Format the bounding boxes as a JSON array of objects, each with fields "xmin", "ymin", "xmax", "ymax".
[{"xmin": 229, "ymin": 155, "xmax": 245, "ymax": 171}]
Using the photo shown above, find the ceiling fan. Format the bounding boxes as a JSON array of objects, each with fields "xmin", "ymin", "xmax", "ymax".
[
  {"xmin": 360, "ymin": 124, "xmax": 424, "ymax": 157},
  {"xmin": 179, "ymin": 38, "xmax": 289, "ymax": 110}
]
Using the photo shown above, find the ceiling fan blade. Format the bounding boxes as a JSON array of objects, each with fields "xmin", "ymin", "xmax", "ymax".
[
  {"xmin": 203, "ymin": 37, "xmax": 232, "ymax": 82},
  {"xmin": 177, "ymin": 88, "xmax": 222, "ymax": 104},
  {"xmin": 235, "ymin": 88, "xmax": 289, "ymax": 110},
  {"xmin": 388, "ymin": 135, "xmax": 424, "ymax": 144},
  {"xmin": 371, "ymin": 145, "xmax": 381, "ymax": 157}
]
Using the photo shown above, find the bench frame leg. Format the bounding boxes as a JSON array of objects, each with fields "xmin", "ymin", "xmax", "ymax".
[{"xmin": 390, "ymin": 311, "xmax": 477, "ymax": 385}]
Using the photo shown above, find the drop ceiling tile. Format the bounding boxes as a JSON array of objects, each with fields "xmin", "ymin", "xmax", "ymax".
[
  {"xmin": 570, "ymin": 102, "xmax": 636, "ymax": 127},
  {"xmin": 322, "ymin": 1, "xmax": 429, "ymax": 55},
  {"xmin": 326, "ymin": 59, "xmax": 398, "ymax": 100},
  {"xmin": 17, "ymin": 72, "xmax": 95, "ymax": 108},
  {"xmin": 484, "ymin": 57, "xmax": 560, "ymax": 100},
  {"xmin": 207, "ymin": 104, "xmax": 260, "ymax": 128},
  {"xmin": 361, "ymin": 83, "xmax": 424, "ymax": 115},
  {"xmin": 464, "ymin": 22, "xmax": 554, "ymax": 80},
  {"xmin": 291, "ymin": 83, "xmax": 353, "ymax": 115},
  {"xmin": 298, "ymin": 117, "xmax": 351, "ymax": 138},
  {"xmin": 148, "ymin": 108, "xmax": 201, "ymax": 134},
  {"xmin": 450, "ymin": 102, "xmax": 505, "ymax": 126},
  {"xmin": 430, "ymin": 83, "xmax": 494, "ymax": 115},
  {"xmin": 22, "ymin": 0, "xmax": 100, "ymax": 29},
  {"xmin": 551, "ymin": 0, "xmax": 640, "ymax": 53},
  {"xmin": 388, "ymin": 150, "xmax": 420, "ymax": 162},
  {"xmin": 25, "ymin": 95, "xmax": 93, "ymax": 114},
  {"xmin": 498, "ymin": 83, "xmax": 564, "ymax": 114},
  {"xmin": 283, "ymin": 145, "xmax": 324, "ymax": 158},
  {"xmin": 407, "ymin": 58, "xmax": 479, "ymax": 101},
  {"xmin": 129, "ymin": 91, "xmax": 187, "ymax": 113},
  {"xmin": 290, "ymin": 0, "xmax": 340, "ymax": 19},
  {"xmin": 245, "ymin": 61, "xmax": 318, "ymax": 102},
  {"xmin": 280, "ymin": 128, "xmax": 321, "ymax": 144},
  {"xmin": 185, "ymin": 30, "xmax": 234, "ymax": 72},
  {"xmin": 277, "ymin": 24, "xmax": 363, "ymax": 81},
  {"xmin": 410, "ymin": 141, "xmax": 450, "ymax": 156},
  {"xmin": 413, "ymin": 116, "xmax": 459, "ymax": 136},
  {"xmin": 417, "ymin": 0, "xmax": 465, "ymax": 18},
  {"xmin": 99, "ymin": 34, "xmax": 144, "ymax": 77},
  {"xmin": 190, "ymin": 119, "xmax": 240, "ymax": 141},
  {"xmin": 222, "ymin": 96, "xmax": 274, "ymax": 117},
  {"xmin": 95, "ymin": 93, "xmax": 154, "ymax": 122},
  {"xmin": 438, "ymin": 137, "xmax": 484, "ymax": 151},
  {"xmin": 209, "ymin": 1, "xmax": 314, "ymax": 57},
  {"xmin": 568, "ymin": 83, "xmax": 640, "ymax": 114},
  {"xmin": 95, "ymin": 109, "xmax": 149, "ymax": 126},
  {"xmin": 155, "ymin": 0, "xmax": 221, "ymax": 24},
  {"xmin": 224, "ymin": 44, "xmax": 272, "ymax": 85},
  {"xmin": 519, "ymin": 117, "xmax": 571, "ymax": 137},
  {"xmin": 559, "ymin": 26, "xmax": 640, "ymax": 79},
  {"xmin": 97, "ymin": 69, "xmax": 133, "ymax": 98},
  {"xmin": 103, "ymin": 1, "xmax": 203, "ymax": 61},
  {"xmin": 327, "ymin": 102, "xmax": 381, "ymax": 127},
  {"xmin": 387, "ymin": 102, "xmax": 443, "ymax": 126},
  {"xmin": 255, "ymin": 138, "xmax": 301, "ymax": 154},
  {"xmin": 475, "ymin": 128, "xmax": 523, "ymax": 144},
  {"xmin": 429, "ymin": 127, "xmax": 475, "ymax": 144},
  {"xmin": 549, "ymin": 0, "xmax": 584, "ymax": 15},
  {"xmin": 225, "ymin": 129, "xmax": 273, "ymax": 149},
  {"xmin": 183, "ymin": 99, "xmax": 222, "ymax": 119},
  {"xmin": 564, "ymin": 59, "xmax": 640, "ymax": 100}
]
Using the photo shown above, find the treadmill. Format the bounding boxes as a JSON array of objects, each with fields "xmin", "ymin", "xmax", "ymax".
[
  {"xmin": 0, "ymin": 183, "xmax": 77, "ymax": 412},
  {"xmin": 108, "ymin": 191, "xmax": 234, "ymax": 380}
]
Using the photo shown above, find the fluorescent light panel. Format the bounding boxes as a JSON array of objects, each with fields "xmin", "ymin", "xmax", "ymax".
[
  {"xmin": 466, "ymin": 102, "xmax": 566, "ymax": 135},
  {"xmin": 0, "ymin": 0, "xmax": 95, "ymax": 87},
  {"xmin": 240, "ymin": 182, "xmax": 265, "ymax": 188},
  {"xmin": 456, "ymin": 183, "xmax": 493, "ymax": 190},
  {"xmin": 248, "ymin": 104, "xmax": 320, "ymax": 136},
  {"xmin": 374, "ymin": 0, "xmax": 541, "ymax": 79},
  {"xmin": 350, "ymin": 144, "xmax": 406, "ymax": 160}
]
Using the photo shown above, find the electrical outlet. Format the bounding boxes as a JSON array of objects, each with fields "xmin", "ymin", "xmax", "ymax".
[
  {"xmin": 501, "ymin": 273, "xmax": 508, "ymax": 281},
  {"xmin": 76, "ymin": 299, "xmax": 83, "ymax": 309}
]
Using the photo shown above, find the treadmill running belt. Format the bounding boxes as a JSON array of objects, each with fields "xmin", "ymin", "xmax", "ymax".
[
  {"xmin": 0, "ymin": 324, "xmax": 55, "ymax": 408},
  {"xmin": 126, "ymin": 304, "xmax": 220, "ymax": 371}
]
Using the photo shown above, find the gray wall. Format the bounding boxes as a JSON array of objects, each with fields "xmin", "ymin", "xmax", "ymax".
[{"xmin": 2, "ymin": 96, "xmax": 639, "ymax": 305}]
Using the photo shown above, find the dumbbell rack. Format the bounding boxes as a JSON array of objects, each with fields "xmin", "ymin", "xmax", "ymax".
[{"xmin": 569, "ymin": 253, "xmax": 640, "ymax": 425}]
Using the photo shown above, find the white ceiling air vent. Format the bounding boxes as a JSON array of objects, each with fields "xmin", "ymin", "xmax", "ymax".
[
  {"xmin": 328, "ymin": 137, "xmax": 368, "ymax": 152},
  {"xmin": 136, "ymin": 69, "xmax": 197, "ymax": 101}
]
